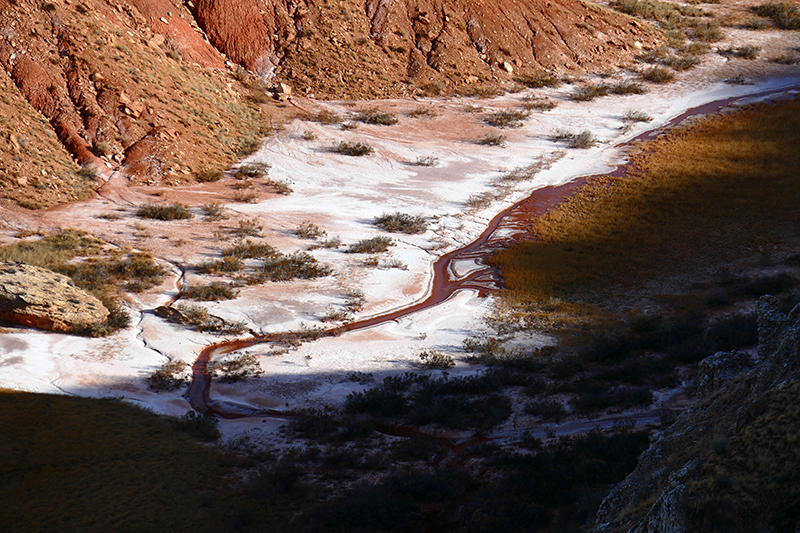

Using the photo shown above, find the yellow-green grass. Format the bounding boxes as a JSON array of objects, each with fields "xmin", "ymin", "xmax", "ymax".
[
  {"xmin": 492, "ymin": 96, "xmax": 800, "ymax": 307},
  {"xmin": 0, "ymin": 391, "xmax": 235, "ymax": 532}
]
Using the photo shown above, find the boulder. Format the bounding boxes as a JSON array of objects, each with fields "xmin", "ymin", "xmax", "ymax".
[{"xmin": 0, "ymin": 262, "xmax": 109, "ymax": 332}]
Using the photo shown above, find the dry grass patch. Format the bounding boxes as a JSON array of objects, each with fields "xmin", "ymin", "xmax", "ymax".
[{"xmin": 492, "ymin": 96, "xmax": 800, "ymax": 305}]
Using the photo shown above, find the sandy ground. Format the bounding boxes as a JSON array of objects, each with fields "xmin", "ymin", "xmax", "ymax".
[{"xmin": 1, "ymin": 22, "xmax": 800, "ymax": 440}]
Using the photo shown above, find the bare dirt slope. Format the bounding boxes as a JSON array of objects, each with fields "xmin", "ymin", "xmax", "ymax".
[
  {"xmin": 0, "ymin": 0, "xmax": 661, "ymax": 210},
  {"xmin": 193, "ymin": 0, "xmax": 660, "ymax": 98},
  {"xmin": 0, "ymin": 0, "xmax": 279, "ymax": 209}
]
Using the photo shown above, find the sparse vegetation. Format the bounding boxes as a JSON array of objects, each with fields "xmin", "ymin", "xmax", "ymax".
[
  {"xmin": 411, "ymin": 155, "xmax": 439, "ymax": 167},
  {"xmin": 148, "ymin": 360, "xmax": 189, "ymax": 391},
  {"xmin": 478, "ymin": 133, "xmax": 507, "ymax": 147},
  {"xmin": 623, "ymin": 109, "xmax": 654, "ymax": 122},
  {"xmin": 258, "ymin": 252, "xmax": 332, "ymax": 281},
  {"xmin": 175, "ymin": 303, "xmax": 248, "ymax": 335},
  {"xmin": 230, "ymin": 218, "xmax": 263, "ymax": 237},
  {"xmin": 521, "ymin": 96, "xmax": 557, "ymax": 111},
  {"xmin": 485, "ymin": 109, "xmax": 530, "ymax": 128},
  {"xmin": 722, "ymin": 44, "xmax": 761, "ymax": 59},
  {"xmin": 333, "ymin": 141, "xmax": 374, "ymax": 156},
  {"xmin": 753, "ymin": 1, "xmax": 800, "ymax": 29},
  {"xmin": 374, "ymin": 212, "xmax": 428, "ymax": 234},
  {"xmin": 183, "ymin": 281, "xmax": 239, "ymax": 301},
  {"xmin": 513, "ymin": 71, "xmax": 561, "ymax": 88},
  {"xmin": 640, "ymin": 66, "xmax": 676, "ymax": 84},
  {"xmin": 408, "ymin": 106, "xmax": 438, "ymax": 118},
  {"xmin": 550, "ymin": 129, "xmax": 597, "ymax": 148},
  {"xmin": 136, "ymin": 202, "xmax": 193, "ymax": 220},
  {"xmin": 356, "ymin": 109, "xmax": 398, "ymax": 125},
  {"xmin": 235, "ymin": 162, "xmax": 270, "ymax": 179},
  {"xmin": 418, "ymin": 349, "xmax": 456, "ymax": 369},
  {"xmin": 201, "ymin": 202, "xmax": 227, "ymax": 221},
  {"xmin": 460, "ymin": 84, "xmax": 504, "ymax": 98},
  {"xmin": 196, "ymin": 169, "xmax": 222, "ymax": 183},
  {"xmin": 347, "ymin": 236, "xmax": 394, "ymax": 254},
  {"xmin": 295, "ymin": 221, "xmax": 327, "ymax": 240},
  {"xmin": 209, "ymin": 351, "xmax": 263, "ymax": 383},
  {"xmin": 308, "ymin": 109, "xmax": 342, "ymax": 124}
]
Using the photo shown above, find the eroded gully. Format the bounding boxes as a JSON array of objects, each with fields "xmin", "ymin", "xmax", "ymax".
[{"xmin": 183, "ymin": 82, "xmax": 800, "ymax": 435}]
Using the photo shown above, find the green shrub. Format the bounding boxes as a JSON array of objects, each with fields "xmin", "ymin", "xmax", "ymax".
[
  {"xmin": 347, "ymin": 236, "xmax": 393, "ymax": 254},
  {"xmin": 136, "ymin": 202, "xmax": 193, "ymax": 220},
  {"xmin": 356, "ymin": 109, "xmax": 398, "ymax": 125},
  {"xmin": 333, "ymin": 141, "xmax": 374, "ymax": 156},
  {"xmin": 373, "ymin": 212, "xmax": 427, "ymax": 234},
  {"xmin": 183, "ymin": 282, "xmax": 239, "ymax": 301}
]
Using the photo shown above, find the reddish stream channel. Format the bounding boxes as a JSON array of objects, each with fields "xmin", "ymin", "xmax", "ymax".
[{"xmin": 185, "ymin": 82, "xmax": 799, "ymax": 423}]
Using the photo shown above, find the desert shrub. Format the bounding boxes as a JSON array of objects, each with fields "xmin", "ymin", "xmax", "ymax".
[
  {"xmin": 232, "ymin": 190, "xmax": 259, "ymax": 203},
  {"xmin": 230, "ymin": 218, "xmax": 263, "ymax": 237},
  {"xmin": 107, "ymin": 251, "xmax": 166, "ymax": 292},
  {"xmin": 722, "ymin": 44, "xmax": 761, "ymax": 59},
  {"xmin": 300, "ymin": 130, "xmax": 317, "ymax": 141},
  {"xmin": 201, "ymin": 202, "xmax": 227, "ymax": 221},
  {"xmin": 345, "ymin": 289, "xmax": 366, "ymax": 312},
  {"xmin": 478, "ymin": 133, "xmax": 507, "ymax": 147},
  {"xmin": 374, "ymin": 212, "xmax": 427, "ymax": 234},
  {"xmin": 771, "ymin": 51, "xmax": 800, "ymax": 64},
  {"xmin": 79, "ymin": 303, "xmax": 131, "ymax": 337},
  {"xmin": 345, "ymin": 388, "xmax": 408, "ymax": 418},
  {"xmin": 411, "ymin": 156, "xmax": 438, "ymax": 167},
  {"xmin": 322, "ymin": 306, "xmax": 352, "ymax": 323},
  {"xmin": 485, "ymin": 109, "xmax": 530, "ymax": 128},
  {"xmin": 513, "ymin": 71, "xmax": 561, "ymax": 88},
  {"xmin": 410, "ymin": 393, "xmax": 512, "ymax": 431},
  {"xmin": 571, "ymin": 83, "xmax": 610, "ymax": 101},
  {"xmin": 321, "ymin": 236, "xmax": 343, "ymax": 248},
  {"xmin": 260, "ymin": 252, "xmax": 332, "ymax": 281},
  {"xmin": 384, "ymin": 257, "xmax": 407, "ymax": 270},
  {"xmin": 692, "ymin": 20, "xmax": 722, "ymax": 42},
  {"xmin": 347, "ymin": 236, "xmax": 393, "ymax": 254},
  {"xmin": 356, "ymin": 109, "xmax": 398, "ymax": 125},
  {"xmin": 309, "ymin": 109, "xmax": 342, "ymax": 124},
  {"xmin": 465, "ymin": 192, "xmax": 495, "ymax": 209},
  {"xmin": 333, "ymin": 141, "xmax": 374, "ymax": 156},
  {"xmin": 209, "ymin": 351, "xmax": 263, "ymax": 383},
  {"xmin": 415, "ymin": 81, "xmax": 444, "ymax": 97},
  {"xmin": 460, "ymin": 84, "xmax": 504, "ymax": 98},
  {"xmin": 171, "ymin": 410, "xmax": 221, "ymax": 441},
  {"xmin": 753, "ymin": 2, "xmax": 800, "ymax": 29},
  {"xmin": 296, "ymin": 221, "xmax": 327, "ymax": 239},
  {"xmin": 136, "ymin": 202, "xmax": 193, "ymax": 220},
  {"xmin": 286, "ymin": 408, "xmax": 341, "ymax": 440},
  {"xmin": 264, "ymin": 178, "xmax": 293, "ymax": 195},
  {"xmin": 221, "ymin": 240, "xmax": 278, "ymax": 260},
  {"xmin": 665, "ymin": 53, "xmax": 702, "ymax": 71},
  {"xmin": 611, "ymin": 0, "xmax": 710, "ymax": 21},
  {"xmin": 195, "ymin": 256, "xmax": 244, "ymax": 274},
  {"xmin": 196, "ymin": 169, "xmax": 222, "ymax": 183},
  {"xmin": 611, "ymin": 80, "xmax": 647, "ymax": 95},
  {"xmin": 183, "ymin": 282, "xmax": 239, "ymax": 301},
  {"xmin": 641, "ymin": 66, "xmax": 676, "ymax": 84},
  {"xmin": 148, "ymin": 360, "xmax": 189, "ymax": 391},
  {"xmin": 176, "ymin": 303, "xmax": 247, "ymax": 335},
  {"xmin": 550, "ymin": 129, "xmax": 597, "ymax": 148},
  {"xmin": 408, "ymin": 106, "xmax": 438, "ymax": 118},
  {"xmin": 418, "ymin": 349, "xmax": 455, "ymax": 369},
  {"xmin": 520, "ymin": 96, "xmax": 557, "ymax": 111},
  {"xmin": 524, "ymin": 399, "xmax": 567, "ymax": 422},
  {"xmin": 623, "ymin": 109, "xmax": 653, "ymax": 122},
  {"xmin": 235, "ymin": 162, "xmax": 270, "ymax": 179}
]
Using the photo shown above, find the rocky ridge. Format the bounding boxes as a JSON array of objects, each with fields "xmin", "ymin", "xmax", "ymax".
[
  {"xmin": 591, "ymin": 295, "xmax": 800, "ymax": 533},
  {"xmin": 0, "ymin": 261, "xmax": 109, "ymax": 332}
]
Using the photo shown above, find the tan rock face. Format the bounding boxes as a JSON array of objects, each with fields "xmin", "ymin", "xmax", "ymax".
[{"xmin": 0, "ymin": 262, "xmax": 109, "ymax": 332}]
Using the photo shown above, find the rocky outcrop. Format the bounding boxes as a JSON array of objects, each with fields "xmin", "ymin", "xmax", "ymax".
[
  {"xmin": 0, "ymin": 262, "xmax": 108, "ymax": 332},
  {"xmin": 591, "ymin": 296, "xmax": 800, "ymax": 532}
]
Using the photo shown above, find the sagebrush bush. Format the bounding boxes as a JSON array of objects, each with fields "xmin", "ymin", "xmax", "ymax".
[
  {"xmin": 183, "ymin": 282, "xmax": 239, "ymax": 301},
  {"xmin": 221, "ymin": 239, "xmax": 278, "ymax": 259},
  {"xmin": 485, "ymin": 109, "xmax": 530, "ymax": 128},
  {"xmin": 295, "ymin": 221, "xmax": 327, "ymax": 239},
  {"xmin": 478, "ymin": 133, "xmax": 507, "ymax": 147},
  {"xmin": 374, "ymin": 212, "xmax": 428, "ymax": 234},
  {"xmin": 136, "ymin": 202, "xmax": 193, "ymax": 220},
  {"xmin": 513, "ymin": 72, "xmax": 561, "ymax": 88},
  {"xmin": 235, "ymin": 162, "xmax": 270, "ymax": 179},
  {"xmin": 418, "ymin": 349, "xmax": 455, "ymax": 369},
  {"xmin": 641, "ymin": 66, "xmax": 676, "ymax": 84},
  {"xmin": 571, "ymin": 83, "xmax": 610, "ymax": 101},
  {"xmin": 460, "ymin": 84, "xmax": 504, "ymax": 98},
  {"xmin": 356, "ymin": 109, "xmax": 398, "ymax": 125},
  {"xmin": 196, "ymin": 169, "xmax": 222, "ymax": 183},
  {"xmin": 347, "ymin": 236, "xmax": 394, "ymax": 253},
  {"xmin": 148, "ymin": 360, "xmax": 189, "ymax": 391},
  {"xmin": 753, "ymin": 1, "xmax": 800, "ymax": 29},
  {"xmin": 259, "ymin": 252, "xmax": 332, "ymax": 281},
  {"xmin": 333, "ymin": 141, "xmax": 374, "ymax": 156}
]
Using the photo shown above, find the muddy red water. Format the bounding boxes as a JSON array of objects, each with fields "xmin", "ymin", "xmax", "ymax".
[{"xmin": 186, "ymin": 82, "xmax": 800, "ymax": 421}]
